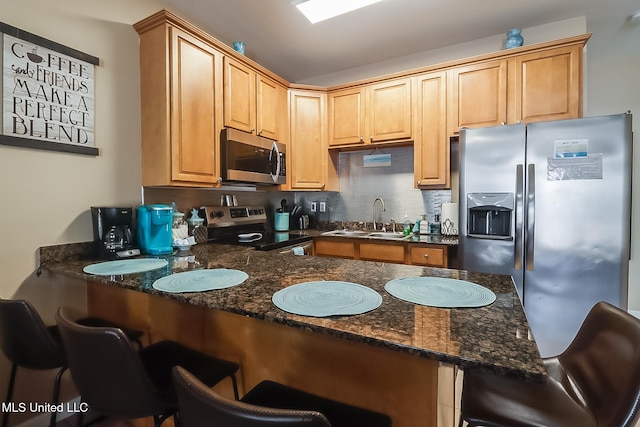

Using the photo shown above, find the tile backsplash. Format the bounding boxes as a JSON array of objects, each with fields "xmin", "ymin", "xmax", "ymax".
[
  {"xmin": 306, "ymin": 146, "xmax": 451, "ymax": 226},
  {"xmin": 143, "ymin": 145, "xmax": 451, "ymax": 230}
]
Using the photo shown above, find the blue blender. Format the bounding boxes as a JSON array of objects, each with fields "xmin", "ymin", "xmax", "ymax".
[{"xmin": 137, "ymin": 204, "xmax": 173, "ymax": 255}]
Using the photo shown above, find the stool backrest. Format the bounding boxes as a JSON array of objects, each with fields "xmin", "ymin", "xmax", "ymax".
[
  {"xmin": 0, "ymin": 299, "xmax": 65, "ymax": 369},
  {"xmin": 558, "ymin": 301, "xmax": 640, "ymax": 427},
  {"xmin": 172, "ymin": 366, "xmax": 331, "ymax": 427},
  {"xmin": 55, "ymin": 306, "xmax": 168, "ymax": 418}
]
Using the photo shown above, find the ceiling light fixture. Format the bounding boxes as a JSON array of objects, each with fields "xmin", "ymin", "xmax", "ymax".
[
  {"xmin": 293, "ymin": 0, "xmax": 385, "ymax": 24},
  {"xmin": 629, "ymin": 10, "xmax": 640, "ymax": 24}
]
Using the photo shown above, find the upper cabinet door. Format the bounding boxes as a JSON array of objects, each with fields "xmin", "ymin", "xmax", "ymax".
[
  {"xmin": 224, "ymin": 58, "xmax": 283, "ymax": 141},
  {"xmin": 448, "ymin": 59, "xmax": 508, "ymax": 135},
  {"xmin": 415, "ymin": 71, "xmax": 448, "ymax": 188},
  {"xmin": 328, "ymin": 87, "xmax": 365, "ymax": 147},
  {"xmin": 170, "ymin": 28, "xmax": 223, "ymax": 185},
  {"xmin": 512, "ymin": 45, "xmax": 582, "ymax": 124},
  {"xmin": 368, "ymin": 78, "xmax": 413, "ymax": 142},
  {"xmin": 224, "ymin": 57, "xmax": 256, "ymax": 134},
  {"xmin": 256, "ymin": 74, "xmax": 281, "ymax": 140},
  {"xmin": 289, "ymin": 90, "xmax": 327, "ymax": 190}
]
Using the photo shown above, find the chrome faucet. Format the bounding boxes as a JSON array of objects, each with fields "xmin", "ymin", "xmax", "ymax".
[{"xmin": 372, "ymin": 198, "xmax": 385, "ymax": 231}]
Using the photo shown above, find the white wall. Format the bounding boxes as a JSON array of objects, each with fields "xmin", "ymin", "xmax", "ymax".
[
  {"xmin": 583, "ymin": 5, "xmax": 640, "ymax": 309},
  {"xmin": 298, "ymin": 17, "xmax": 587, "ymax": 86},
  {"xmin": 0, "ymin": 0, "xmax": 163, "ymax": 305}
]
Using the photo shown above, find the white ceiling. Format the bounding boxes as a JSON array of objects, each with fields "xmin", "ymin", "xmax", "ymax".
[{"xmin": 161, "ymin": 0, "xmax": 635, "ymax": 83}]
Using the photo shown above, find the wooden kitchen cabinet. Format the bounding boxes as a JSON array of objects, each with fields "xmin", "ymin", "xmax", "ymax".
[
  {"xmin": 328, "ymin": 77, "xmax": 413, "ymax": 148},
  {"xmin": 359, "ymin": 242, "xmax": 406, "ymax": 263},
  {"xmin": 408, "ymin": 245, "xmax": 448, "ymax": 268},
  {"xmin": 314, "ymin": 239, "xmax": 356, "ymax": 258},
  {"xmin": 510, "ymin": 44, "xmax": 583, "ymax": 124},
  {"xmin": 328, "ymin": 87, "xmax": 366, "ymax": 147},
  {"xmin": 224, "ymin": 57, "xmax": 284, "ymax": 141},
  {"xmin": 136, "ymin": 21, "xmax": 224, "ymax": 187},
  {"xmin": 368, "ymin": 77, "xmax": 413, "ymax": 143},
  {"xmin": 447, "ymin": 59, "xmax": 508, "ymax": 135},
  {"xmin": 415, "ymin": 71, "xmax": 449, "ymax": 188},
  {"xmin": 289, "ymin": 89, "xmax": 337, "ymax": 191},
  {"xmin": 313, "ymin": 237, "xmax": 449, "ymax": 268}
]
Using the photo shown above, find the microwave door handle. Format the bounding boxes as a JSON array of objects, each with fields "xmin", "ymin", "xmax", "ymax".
[{"xmin": 269, "ymin": 141, "xmax": 280, "ymax": 183}]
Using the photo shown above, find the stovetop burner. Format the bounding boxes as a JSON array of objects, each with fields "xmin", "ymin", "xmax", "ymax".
[
  {"xmin": 211, "ymin": 228, "xmax": 313, "ymax": 251},
  {"xmin": 202, "ymin": 205, "xmax": 312, "ymax": 251}
]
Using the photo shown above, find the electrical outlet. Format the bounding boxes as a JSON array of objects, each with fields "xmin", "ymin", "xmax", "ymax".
[
  {"xmin": 319, "ymin": 201, "xmax": 326, "ymax": 212},
  {"xmin": 310, "ymin": 202, "xmax": 317, "ymax": 212}
]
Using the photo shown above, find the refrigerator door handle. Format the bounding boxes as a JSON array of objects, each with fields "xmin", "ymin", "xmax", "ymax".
[
  {"xmin": 526, "ymin": 164, "xmax": 535, "ymax": 270},
  {"xmin": 514, "ymin": 164, "xmax": 524, "ymax": 270}
]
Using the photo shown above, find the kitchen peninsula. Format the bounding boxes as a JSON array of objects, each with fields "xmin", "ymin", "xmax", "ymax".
[{"xmin": 40, "ymin": 242, "xmax": 544, "ymax": 427}]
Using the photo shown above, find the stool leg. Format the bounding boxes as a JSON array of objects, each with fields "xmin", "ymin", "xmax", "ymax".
[
  {"xmin": 230, "ymin": 374, "xmax": 239, "ymax": 400},
  {"xmin": 2, "ymin": 363, "xmax": 17, "ymax": 427},
  {"xmin": 49, "ymin": 366, "xmax": 67, "ymax": 427}
]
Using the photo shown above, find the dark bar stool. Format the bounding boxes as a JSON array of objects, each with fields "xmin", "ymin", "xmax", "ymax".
[
  {"xmin": 0, "ymin": 299, "xmax": 143, "ymax": 427},
  {"xmin": 55, "ymin": 306, "xmax": 240, "ymax": 427},
  {"xmin": 173, "ymin": 366, "xmax": 392, "ymax": 427},
  {"xmin": 458, "ymin": 301, "xmax": 640, "ymax": 427}
]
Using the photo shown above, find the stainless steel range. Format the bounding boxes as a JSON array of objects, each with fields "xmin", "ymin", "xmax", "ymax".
[{"xmin": 202, "ymin": 205, "xmax": 312, "ymax": 251}]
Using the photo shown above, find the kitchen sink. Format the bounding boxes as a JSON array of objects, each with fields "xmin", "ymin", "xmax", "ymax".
[
  {"xmin": 321, "ymin": 230, "xmax": 409, "ymax": 240},
  {"xmin": 366, "ymin": 232, "xmax": 409, "ymax": 240},
  {"xmin": 321, "ymin": 230, "xmax": 370, "ymax": 237}
]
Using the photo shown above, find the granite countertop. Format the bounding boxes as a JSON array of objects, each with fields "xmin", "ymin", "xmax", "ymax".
[{"xmin": 39, "ymin": 241, "xmax": 543, "ymax": 381}]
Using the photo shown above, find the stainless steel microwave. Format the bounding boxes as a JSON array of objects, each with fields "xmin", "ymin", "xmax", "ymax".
[{"xmin": 221, "ymin": 128, "xmax": 286, "ymax": 185}]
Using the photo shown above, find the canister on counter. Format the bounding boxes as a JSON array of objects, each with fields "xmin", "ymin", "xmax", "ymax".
[{"xmin": 188, "ymin": 209, "xmax": 207, "ymax": 243}]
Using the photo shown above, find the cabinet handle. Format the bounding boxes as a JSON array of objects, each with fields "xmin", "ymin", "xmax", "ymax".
[
  {"xmin": 370, "ymin": 136, "xmax": 373, "ymax": 142},
  {"xmin": 217, "ymin": 177, "xmax": 222, "ymax": 183},
  {"xmin": 359, "ymin": 136, "xmax": 364, "ymax": 143},
  {"xmin": 321, "ymin": 183, "xmax": 326, "ymax": 189},
  {"xmin": 417, "ymin": 180, "xmax": 421, "ymax": 186},
  {"xmin": 258, "ymin": 129, "xmax": 263, "ymax": 135},
  {"xmin": 424, "ymin": 254, "xmax": 429, "ymax": 259},
  {"xmin": 250, "ymin": 128, "xmax": 255, "ymax": 133}
]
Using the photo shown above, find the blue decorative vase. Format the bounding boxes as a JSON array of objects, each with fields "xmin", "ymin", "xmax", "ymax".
[
  {"xmin": 505, "ymin": 28, "xmax": 524, "ymax": 49},
  {"xmin": 233, "ymin": 41, "xmax": 246, "ymax": 55}
]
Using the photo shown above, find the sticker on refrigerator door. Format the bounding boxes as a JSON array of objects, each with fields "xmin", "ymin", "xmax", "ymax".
[
  {"xmin": 547, "ymin": 153, "xmax": 603, "ymax": 181},
  {"xmin": 554, "ymin": 139, "xmax": 588, "ymax": 158}
]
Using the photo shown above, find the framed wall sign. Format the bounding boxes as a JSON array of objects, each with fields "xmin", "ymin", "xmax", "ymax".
[{"xmin": 1, "ymin": 22, "xmax": 99, "ymax": 155}]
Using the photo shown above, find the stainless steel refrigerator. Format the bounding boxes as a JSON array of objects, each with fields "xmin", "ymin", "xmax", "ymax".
[{"xmin": 459, "ymin": 113, "xmax": 633, "ymax": 357}]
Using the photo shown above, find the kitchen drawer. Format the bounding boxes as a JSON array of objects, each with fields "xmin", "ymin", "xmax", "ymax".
[
  {"xmin": 313, "ymin": 239, "xmax": 355, "ymax": 258},
  {"xmin": 359, "ymin": 242, "xmax": 406, "ymax": 263},
  {"xmin": 409, "ymin": 246, "xmax": 447, "ymax": 268}
]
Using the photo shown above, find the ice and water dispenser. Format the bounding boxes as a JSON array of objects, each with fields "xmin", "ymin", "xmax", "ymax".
[{"xmin": 466, "ymin": 193, "xmax": 513, "ymax": 239}]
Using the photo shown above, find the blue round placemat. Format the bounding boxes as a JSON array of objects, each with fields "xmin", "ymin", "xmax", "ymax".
[
  {"xmin": 152, "ymin": 268, "xmax": 248, "ymax": 293},
  {"xmin": 83, "ymin": 259, "xmax": 168, "ymax": 276},
  {"xmin": 272, "ymin": 281, "xmax": 382, "ymax": 317},
  {"xmin": 384, "ymin": 277, "xmax": 496, "ymax": 308}
]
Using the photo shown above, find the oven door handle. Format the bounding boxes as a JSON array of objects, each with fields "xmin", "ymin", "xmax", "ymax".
[{"xmin": 269, "ymin": 141, "xmax": 280, "ymax": 183}]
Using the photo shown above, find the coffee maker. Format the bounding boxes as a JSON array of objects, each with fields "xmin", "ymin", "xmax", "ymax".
[
  {"xmin": 136, "ymin": 204, "xmax": 173, "ymax": 255},
  {"xmin": 91, "ymin": 207, "xmax": 140, "ymax": 259}
]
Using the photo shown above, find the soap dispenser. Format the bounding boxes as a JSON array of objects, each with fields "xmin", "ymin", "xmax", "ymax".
[
  {"xmin": 419, "ymin": 214, "xmax": 430, "ymax": 235},
  {"xmin": 402, "ymin": 212, "xmax": 411, "ymax": 236}
]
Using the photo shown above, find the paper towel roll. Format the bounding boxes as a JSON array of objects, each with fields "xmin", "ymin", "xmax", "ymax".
[{"xmin": 441, "ymin": 203, "xmax": 459, "ymax": 236}]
